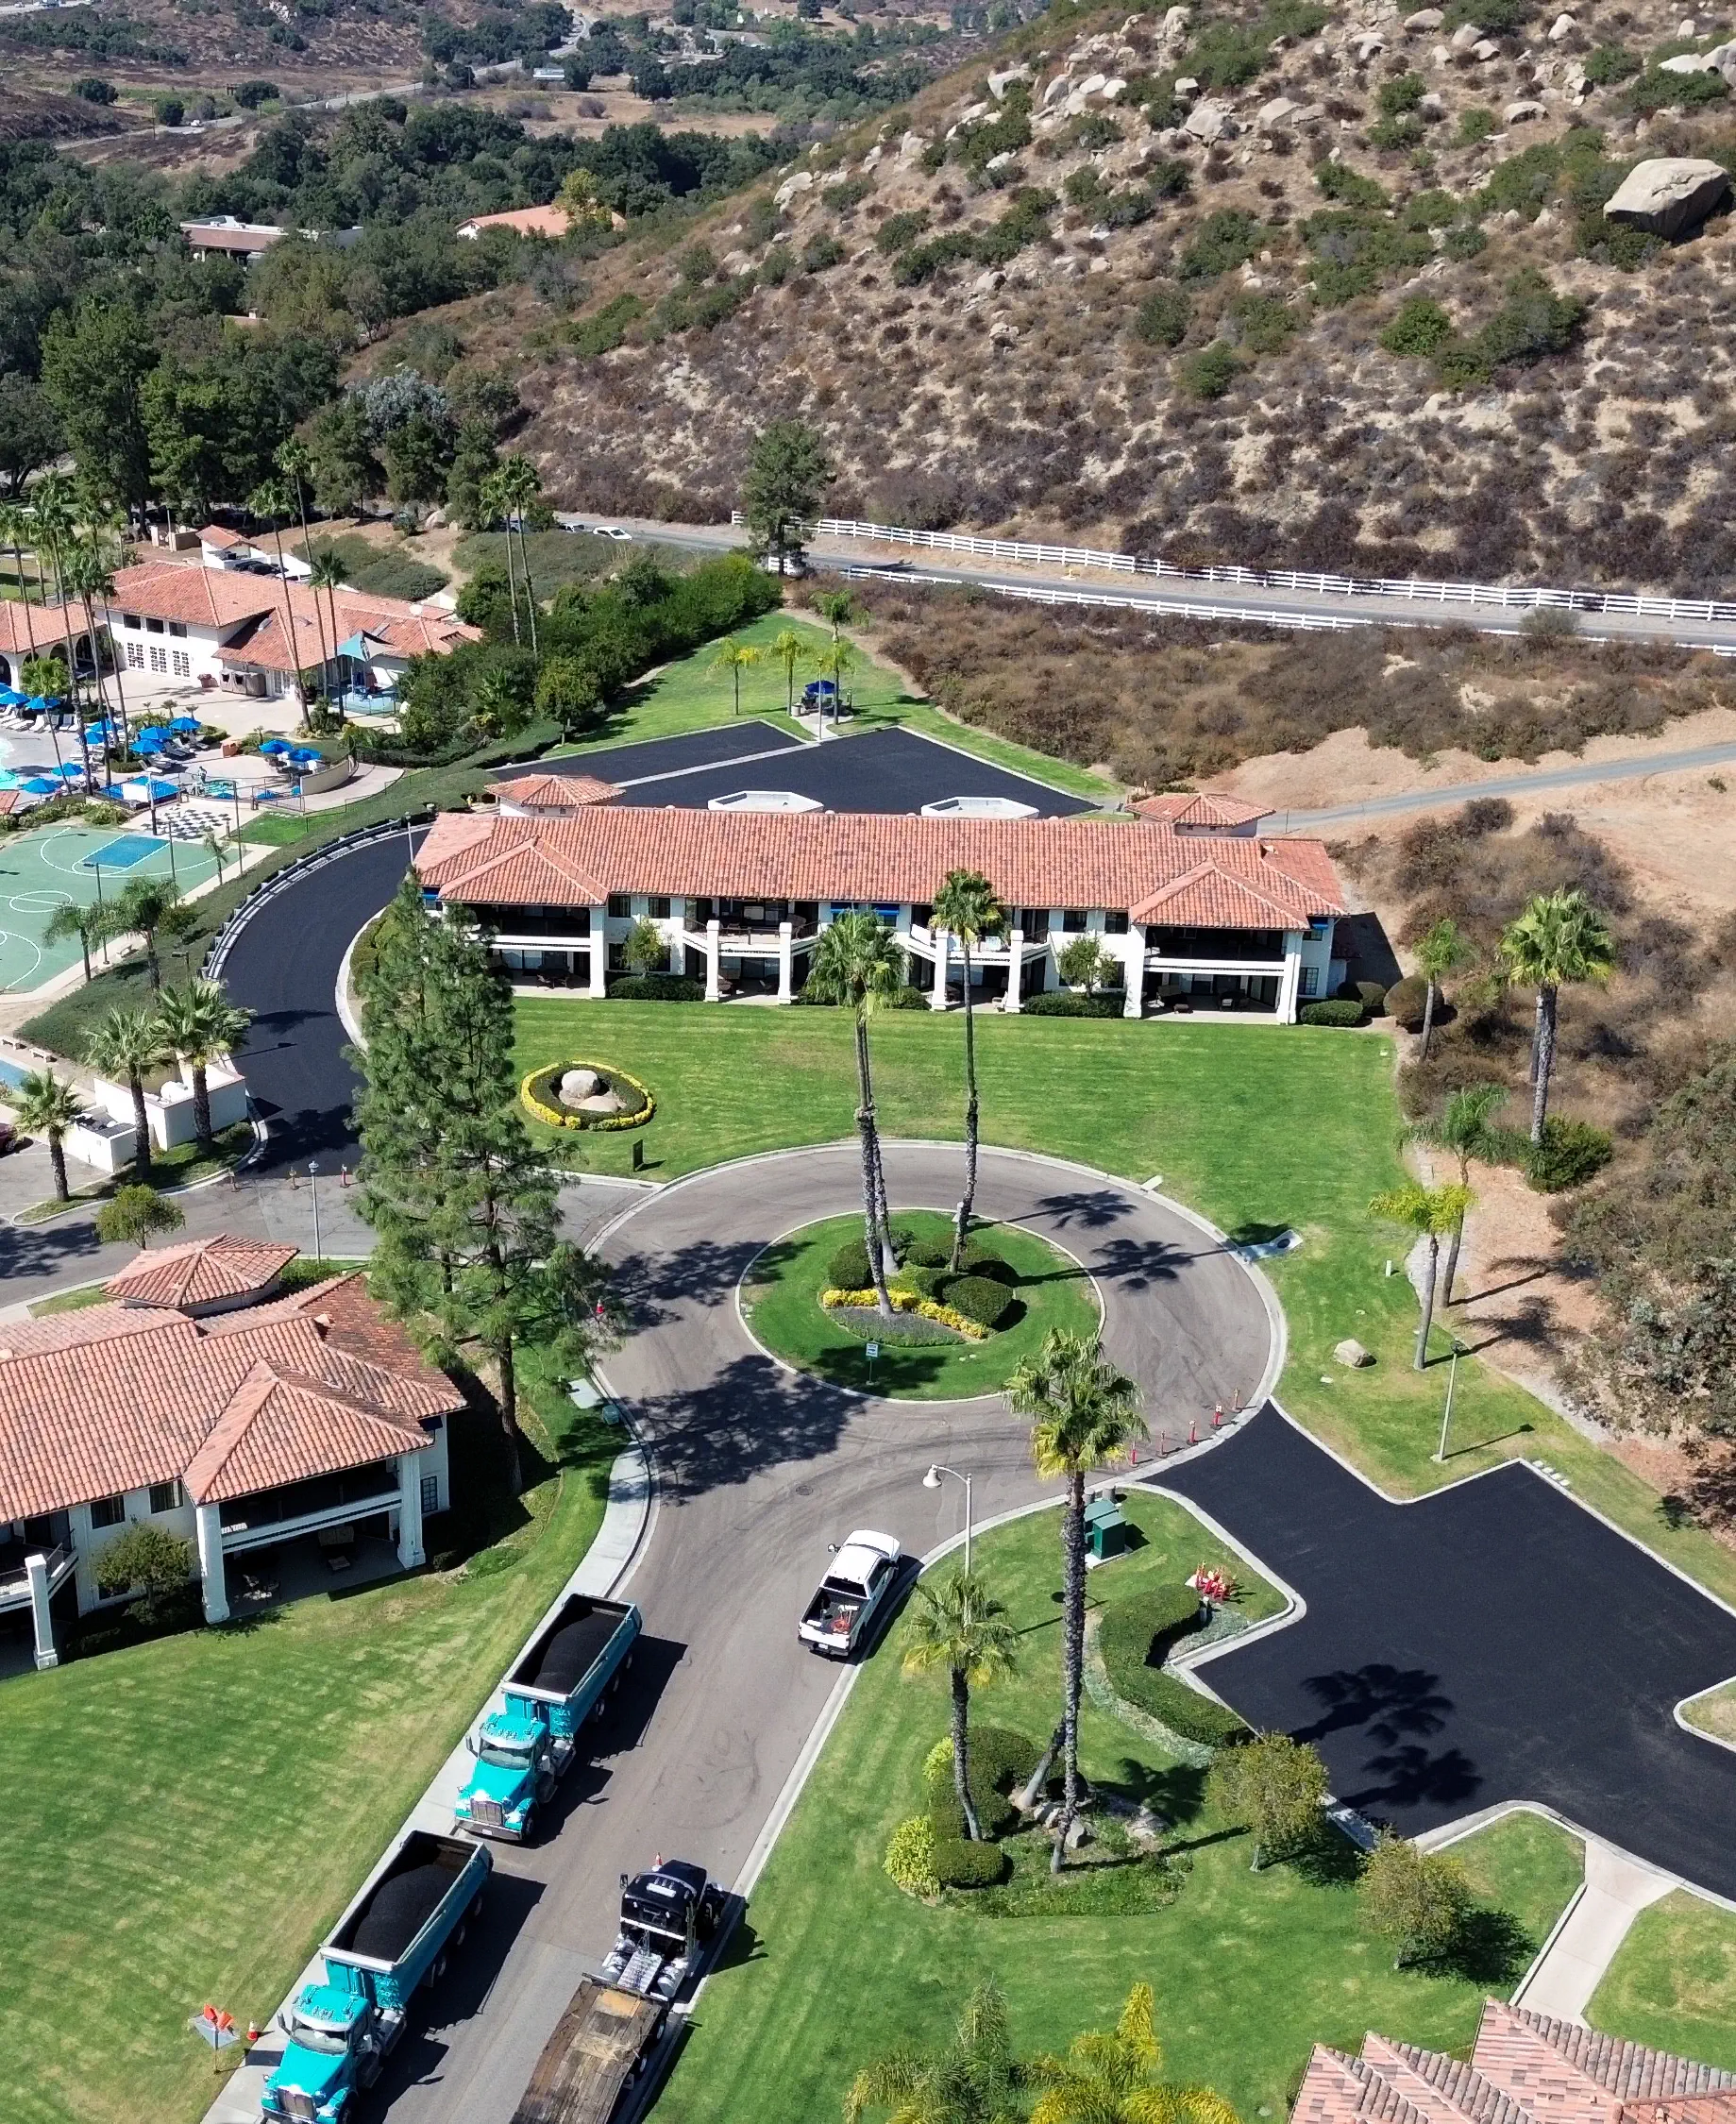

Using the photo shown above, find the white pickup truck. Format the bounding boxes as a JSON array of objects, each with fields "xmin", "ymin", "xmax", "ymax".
[{"xmin": 798, "ymin": 1530, "xmax": 904, "ymax": 1659}]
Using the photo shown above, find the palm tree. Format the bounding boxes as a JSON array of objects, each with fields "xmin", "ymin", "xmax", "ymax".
[
  {"xmin": 1414, "ymin": 916, "xmax": 1471, "ymax": 1061},
  {"xmin": 102, "ymin": 877, "xmax": 193, "ymax": 991},
  {"xmin": 86, "ymin": 1005, "xmax": 170, "ymax": 1183},
  {"xmin": 770, "ymin": 625, "xmax": 812, "ymax": 715},
  {"xmin": 27, "ymin": 474, "xmax": 87, "ymax": 778},
  {"xmin": 44, "ymin": 900, "xmax": 106, "ymax": 985},
  {"xmin": 61, "ymin": 531, "xmax": 130, "ymax": 756},
  {"xmin": 708, "ymin": 634, "xmax": 764, "ymax": 717},
  {"xmin": 933, "ymin": 868, "xmax": 1007, "ymax": 1269},
  {"xmin": 902, "ymin": 1571, "xmax": 1019, "ymax": 1843},
  {"xmin": 1500, "ymin": 889, "xmax": 1616, "ymax": 1142},
  {"xmin": 277, "ymin": 437, "xmax": 334, "ymax": 712},
  {"xmin": 19, "ymin": 652, "xmax": 69, "ymax": 778},
  {"xmin": 248, "ymin": 478, "xmax": 310, "ymax": 714},
  {"xmin": 480, "ymin": 465, "xmax": 522, "ymax": 644},
  {"xmin": 9, "ymin": 1068, "xmax": 84, "ymax": 1202},
  {"xmin": 1028, "ymin": 1983, "xmax": 1238, "ymax": 2124},
  {"xmin": 1005, "ymin": 1330, "xmax": 1147, "ymax": 1870},
  {"xmin": 1402, "ymin": 1083, "xmax": 1508, "ymax": 1305},
  {"xmin": 306, "ymin": 550, "xmax": 346, "ymax": 720},
  {"xmin": 155, "ymin": 979, "xmax": 252, "ymax": 1143},
  {"xmin": 820, "ymin": 637, "xmax": 858, "ymax": 727},
  {"xmin": 203, "ymin": 829, "xmax": 228, "ymax": 885},
  {"xmin": 1369, "ymin": 1181, "xmax": 1474, "ymax": 1370},
  {"xmin": 497, "ymin": 454, "xmax": 543, "ymax": 652},
  {"xmin": 845, "ymin": 1980, "xmax": 1025, "ymax": 2124},
  {"xmin": 0, "ymin": 499, "xmax": 35, "ymax": 607},
  {"xmin": 806, "ymin": 909, "xmax": 906, "ymax": 1313}
]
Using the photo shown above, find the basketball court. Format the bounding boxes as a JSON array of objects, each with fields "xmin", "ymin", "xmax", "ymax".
[{"xmin": 0, "ymin": 824, "xmax": 223, "ymax": 994}]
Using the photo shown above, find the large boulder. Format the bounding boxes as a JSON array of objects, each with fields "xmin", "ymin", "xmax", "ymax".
[
  {"xmin": 558, "ymin": 1067, "xmax": 605, "ymax": 1106},
  {"xmin": 1182, "ymin": 97, "xmax": 1234, "ymax": 141},
  {"xmin": 1604, "ymin": 157, "xmax": 1731, "ymax": 238}
]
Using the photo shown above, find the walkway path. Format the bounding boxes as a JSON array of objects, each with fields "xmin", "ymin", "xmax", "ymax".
[{"xmin": 1512, "ymin": 1836, "xmax": 1677, "ymax": 2024}]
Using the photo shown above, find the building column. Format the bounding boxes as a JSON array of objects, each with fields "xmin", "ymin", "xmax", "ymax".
[
  {"xmin": 396, "ymin": 1452, "xmax": 426, "ymax": 1571},
  {"xmin": 1003, "ymin": 928, "xmax": 1023, "ymax": 1014},
  {"xmin": 1278, "ymin": 936, "xmax": 1304, "ymax": 1025},
  {"xmin": 705, "ymin": 919, "xmax": 722, "ymax": 1003},
  {"xmin": 588, "ymin": 905, "xmax": 608, "ymax": 999},
  {"xmin": 195, "ymin": 1502, "xmax": 229, "ymax": 1626},
  {"xmin": 776, "ymin": 920, "xmax": 794, "ymax": 1003},
  {"xmin": 25, "ymin": 1553, "xmax": 57, "ymax": 1670},
  {"xmin": 1122, "ymin": 924, "xmax": 1146, "ymax": 1020},
  {"xmin": 930, "ymin": 927, "xmax": 949, "ymax": 1010}
]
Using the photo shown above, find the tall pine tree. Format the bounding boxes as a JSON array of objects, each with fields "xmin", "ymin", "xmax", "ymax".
[{"xmin": 354, "ymin": 882, "xmax": 614, "ymax": 1493}]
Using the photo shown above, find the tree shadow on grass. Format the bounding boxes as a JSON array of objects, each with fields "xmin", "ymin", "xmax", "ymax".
[
  {"xmin": 1416, "ymin": 1907, "xmax": 1536, "ymax": 1988},
  {"xmin": 1288, "ymin": 1826, "xmax": 1366, "ymax": 1887}
]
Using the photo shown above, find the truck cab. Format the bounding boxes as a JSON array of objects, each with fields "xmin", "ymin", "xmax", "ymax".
[
  {"xmin": 262, "ymin": 1984, "xmax": 380, "ymax": 2122},
  {"xmin": 599, "ymin": 1860, "xmax": 724, "ymax": 2002},
  {"xmin": 455, "ymin": 1711, "xmax": 559, "ymax": 1842}
]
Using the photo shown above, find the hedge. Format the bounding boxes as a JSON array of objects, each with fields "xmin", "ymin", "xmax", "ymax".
[
  {"xmin": 932, "ymin": 1836, "xmax": 1011, "ymax": 1888},
  {"xmin": 1386, "ymin": 973, "xmax": 1429, "ymax": 1030},
  {"xmin": 1299, "ymin": 999, "xmax": 1364, "ymax": 1027},
  {"xmin": 1098, "ymin": 1583, "xmax": 1249, "ymax": 1745},
  {"xmin": 520, "ymin": 1061, "xmax": 655, "ymax": 1131},
  {"xmin": 606, "ymin": 972, "xmax": 704, "ymax": 1003},
  {"xmin": 1022, "ymin": 992, "xmax": 1122, "ymax": 1017},
  {"xmin": 944, "ymin": 1273, "xmax": 1017, "ymax": 1330},
  {"xmin": 885, "ymin": 1815, "xmax": 940, "ymax": 1896},
  {"xmin": 923, "ymin": 1725, "xmax": 1038, "ymax": 1842},
  {"xmin": 902, "ymin": 1235, "xmax": 1013, "ymax": 1282},
  {"xmin": 1525, "ymin": 1115, "xmax": 1613, "ymax": 1192}
]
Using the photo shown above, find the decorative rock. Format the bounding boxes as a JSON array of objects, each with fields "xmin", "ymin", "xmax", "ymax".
[
  {"xmin": 577, "ymin": 1087, "xmax": 631, "ymax": 1116},
  {"xmin": 1505, "ymin": 97, "xmax": 1548, "ymax": 118},
  {"xmin": 1333, "ymin": 1338, "xmax": 1375, "ymax": 1368},
  {"xmin": 1182, "ymin": 96, "xmax": 1232, "ymax": 138},
  {"xmin": 1547, "ymin": 9, "xmax": 1575, "ymax": 36},
  {"xmin": 558, "ymin": 1068, "xmax": 605, "ymax": 1105},
  {"xmin": 987, "ymin": 61, "xmax": 1033, "ymax": 98},
  {"xmin": 1404, "ymin": 5, "xmax": 1444, "ymax": 25},
  {"xmin": 1603, "ymin": 155, "xmax": 1732, "ymax": 236},
  {"xmin": 1257, "ymin": 93, "xmax": 1300, "ymax": 126}
]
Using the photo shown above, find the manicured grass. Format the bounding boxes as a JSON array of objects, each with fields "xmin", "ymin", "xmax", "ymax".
[
  {"xmin": 0, "ymin": 1363, "xmax": 620, "ymax": 2124},
  {"xmin": 514, "ymin": 1002, "xmax": 1736, "ymax": 1610},
  {"xmin": 1682, "ymin": 1679, "xmax": 1736, "ymax": 1745},
  {"xmin": 742, "ymin": 1208, "xmax": 1102, "ymax": 1400},
  {"xmin": 240, "ymin": 810, "xmax": 319, "ymax": 846},
  {"xmin": 13, "ymin": 1122, "xmax": 255, "ymax": 1222},
  {"xmin": 654, "ymin": 1495, "xmax": 1583, "ymax": 2124},
  {"xmin": 1589, "ymin": 1889, "xmax": 1736, "ymax": 2071}
]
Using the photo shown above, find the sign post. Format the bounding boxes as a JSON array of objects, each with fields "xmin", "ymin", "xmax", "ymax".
[
  {"xmin": 865, "ymin": 1340, "xmax": 879, "ymax": 1391},
  {"xmin": 190, "ymin": 2004, "xmax": 240, "ymax": 2073}
]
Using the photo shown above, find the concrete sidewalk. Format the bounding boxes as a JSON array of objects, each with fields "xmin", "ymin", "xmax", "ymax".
[
  {"xmin": 200, "ymin": 1433, "xmax": 652, "ymax": 2124},
  {"xmin": 1513, "ymin": 1837, "xmax": 1677, "ymax": 2024}
]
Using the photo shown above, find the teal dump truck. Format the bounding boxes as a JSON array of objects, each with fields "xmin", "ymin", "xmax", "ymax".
[
  {"xmin": 261, "ymin": 1831, "xmax": 491, "ymax": 2123},
  {"xmin": 455, "ymin": 1593, "xmax": 640, "ymax": 1843}
]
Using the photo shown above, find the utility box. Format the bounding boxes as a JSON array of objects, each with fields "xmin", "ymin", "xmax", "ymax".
[{"xmin": 1086, "ymin": 1494, "xmax": 1127, "ymax": 1561}]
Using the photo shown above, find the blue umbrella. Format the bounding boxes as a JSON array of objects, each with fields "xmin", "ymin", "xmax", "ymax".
[
  {"xmin": 260, "ymin": 738, "xmax": 291, "ymax": 755},
  {"xmin": 169, "ymin": 716, "xmax": 201, "ymax": 733},
  {"xmin": 56, "ymin": 762, "xmax": 85, "ymax": 782},
  {"xmin": 126, "ymin": 775, "xmax": 179, "ymax": 801},
  {"xmin": 0, "ymin": 686, "xmax": 25, "ymax": 707},
  {"xmin": 289, "ymin": 747, "xmax": 322, "ymax": 765},
  {"xmin": 136, "ymin": 726, "xmax": 170, "ymax": 750},
  {"xmin": 18, "ymin": 776, "xmax": 61, "ymax": 796}
]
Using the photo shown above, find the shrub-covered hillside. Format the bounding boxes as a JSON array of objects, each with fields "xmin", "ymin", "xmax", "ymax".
[{"xmin": 465, "ymin": 0, "xmax": 1736, "ymax": 592}]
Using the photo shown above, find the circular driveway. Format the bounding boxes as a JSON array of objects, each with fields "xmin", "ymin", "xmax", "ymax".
[{"xmin": 370, "ymin": 1140, "xmax": 1273, "ymax": 2124}]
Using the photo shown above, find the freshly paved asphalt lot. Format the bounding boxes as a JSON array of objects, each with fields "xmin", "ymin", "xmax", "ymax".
[
  {"xmin": 1162, "ymin": 1408, "xmax": 1736, "ymax": 1899},
  {"xmin": 362, "ymin": 1142, "xmax": 1272, "ymax": 2124}
]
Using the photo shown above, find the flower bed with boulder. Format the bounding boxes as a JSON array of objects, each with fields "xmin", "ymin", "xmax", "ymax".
[{"xmin": 521, "ymin": 1060, "xmax": 655, "ymax": 1131}]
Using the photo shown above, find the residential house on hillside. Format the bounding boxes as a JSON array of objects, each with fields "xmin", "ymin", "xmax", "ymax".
[
  {"xmin": 0, "ymin": 1237, "xmax": 461, "ymax": 1670},
  {"xmin": 1295, "ymin": 1998, "xmax": 1734, "ymax": 2124},
  {"xmin": 416, "ymin": 798, "xmax": 1349, "ymax": 1018},
  {"xmin": 457, "ymin": 204, "xmax": 573, "ymax": 240},
  {"xmin": 103, "ymin": 559, "xmax": 481, "ymax": 701}
]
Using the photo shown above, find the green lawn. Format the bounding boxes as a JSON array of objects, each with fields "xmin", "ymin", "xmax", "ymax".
[
  {"xmin": 13, "ymin": 1123, "xmax": 255, "ymax": 1222},
  {"xmin": 743, "ymin": 1208, "xmax": 1102, "ymax": 1400},
  {"xmin": 241, "ymin": 810, "xmax": 319, "ymax": 846},
  {"xmin": 655, "ymin": 1494, "xmax": 1584, "ymax": 2124},
  {"xmin": 1681, "ymin": 1679, "xmax": 1736, "ymax": 1745},
  {"xmin": 514, "ymin": 1002, "xmax": 1736, "ymax": 1611},
  {"xmin": 0, "ymin": 1362, "xmax": 620, "ymax": 2124},
  {"xmin": 1589, "ymin": 1889, "xmax": 1736, "ymax": 2071}
]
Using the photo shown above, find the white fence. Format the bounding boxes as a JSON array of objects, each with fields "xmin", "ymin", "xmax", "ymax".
[
  {"xmin": 737, "ymin": 512, "xmax": 1736, "ymax": 628},
  {"xmin": 840, "ymin": 567, "xmax": 1373, "ymax": 634}
]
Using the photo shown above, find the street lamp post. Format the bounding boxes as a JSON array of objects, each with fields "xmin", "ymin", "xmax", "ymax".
[
  {"xmin": 921, "ymin": 1462, "xmax": 973, "ymax": 1575},
  {"xmin": 1435, "ymin": 1338, "xmax": 1468, "ymax": 1464},
  {"xmin": 308, "ymin": 1159, "xmax": 321, "ymax": 1266}
]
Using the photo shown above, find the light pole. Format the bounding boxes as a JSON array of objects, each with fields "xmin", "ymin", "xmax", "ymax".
[
  {"xmin": 1435, "ymin": 1338, "xmax": 1468, "ymax": 1464},
  {"xmin": 922, "ymin": 1462, "xmax": 973, "ymax": 1575},
  {"xmin": 308, "ymin": 1159, "xmax": 321, "ymax": 1266}
]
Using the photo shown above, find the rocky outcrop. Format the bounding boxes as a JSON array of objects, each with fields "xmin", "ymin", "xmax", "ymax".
[{"xmin": 1603, "ymin": 157, "xmax": 1732, "ymax": 238}]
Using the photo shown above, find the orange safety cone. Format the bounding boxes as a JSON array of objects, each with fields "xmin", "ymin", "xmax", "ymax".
[{"xmin": 1188, "ymin": 1418, "xmax": 1198, "ymax": 1445}]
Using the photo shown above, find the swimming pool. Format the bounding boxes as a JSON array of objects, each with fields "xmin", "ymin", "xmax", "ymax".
[{"xmin": 0, "ymin": 1055, "xmax": 30, "ymax": 1091}]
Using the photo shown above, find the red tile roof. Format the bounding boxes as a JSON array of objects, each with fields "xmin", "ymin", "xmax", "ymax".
[
  {"xmin": 104, "ymin": 562, "xmax": 481, "ymax": 666},
  {"xmin": 104, "ymin": 1234, "xmax": 297, "ymax": 1310},
  {"xmin": 1132, "ymin": 791, "xmax": 1273, "ymax": 828},
  {"xmin": 0, "ymin": 1264, "xmax": 462, "ymax": 1519},
  {"xmin": 0, "ymin": 601, "xmax": 82, "ymax": 658},
  {"xmin": 459, "ymin": 204, "xmax": 571, "ymax": 238},
  {"xmin": 416, "ymin": 806, "xmax": 1347, "ymax": 931},
  {"xmin": 488, "ymin": 773, "xmax": 622, "ymax": 809},
  {"xmin": 198, "ymin": 525, "xmax": 247, "ymax": 549}
]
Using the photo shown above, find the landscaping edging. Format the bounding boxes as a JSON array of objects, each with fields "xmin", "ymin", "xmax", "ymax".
[{"xmin": 1083, "ymin": 1610, "xmax": 1217, "ymax": 1769}]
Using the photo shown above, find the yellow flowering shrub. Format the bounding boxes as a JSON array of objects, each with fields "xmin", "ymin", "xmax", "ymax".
[{"xmin": 819, "ymin": 1286, "xmax": 989, "ymax": 1341}]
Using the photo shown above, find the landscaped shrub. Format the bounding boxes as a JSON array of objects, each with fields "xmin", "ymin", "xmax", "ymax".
[
  {"xmin": 885, "ymin": 1814, "xmax": 940, "ymax": 1896},
  {"xmin": 943, "ymin": 1274, "xmax": 1017, "ymax": 1330},
  {"xmin": 932, "ymin": 1835, "xmax": 1011, "ymax": 1888},
  {"xmin": 883, "ymin": 984, "xmax": 930, "ymax": 1008},
  {"xmin": 1132, "ymin": 285, "xmax": 1192, "ymax": 347},
  {"xmin": 1299, "ymin": 999, "xmax": 1365, "ymax": 1026},
  {"xmin": 1142, "ymin": 1672, "xmax": 1249, "ymax": 1745},
  {"xmin": 1385, "ymin": 973, "xmax": 1429, "ymax": 1030},
  {"xmin": 968, "ymin": 1724, "xmax": 1039, "ymax": 1795},
  {"xmin": 903, "ymin": 1235, "xmax": 1012, "ymax": 1280},
  {"xmin": 828, "ymin": 1237, "xmax": 873, "ymax": 1289},
  {"xmin": 1525, "ymin": 1116, "xmax": 1614, "ymax": 1192},
  {"xmin": 606, "ymin": 972, "xmax": 704, "ymax": 1002},
  {"xmin": 1354, "ymin": 980, "xmax": 1390, "ymax": 1014},
  {"xmin": 923, "ymin": 1729, "xmax": 1023, "ymax": 1838},
  {"xmin": 1021, "ymin": 991, "xmax": 1121, "ymax": 1017},
  {"xmin": 1099, "ymin": 1582, "xmax": 1206, "ymax": 1688}
]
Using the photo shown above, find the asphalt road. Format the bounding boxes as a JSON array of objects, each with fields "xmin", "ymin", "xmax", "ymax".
[
  {"xmin": 1161, "ymin": 1408, "xmax": 1736, "ymax": 1898},
  {"xmin": 366, "ymin": 1142, "xmax": 1273, "ymax": 2123},
  {"xmin": 555, "ymin": 515, "xmax": 1736, "ymax": 657}
]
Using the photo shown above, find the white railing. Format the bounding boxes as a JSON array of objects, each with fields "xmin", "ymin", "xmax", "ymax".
[
  {"xmin": 842, "ymin": 568, "xmax": 1374, "ymax": 634},
  {"xmin": 736, "ymin": 512, "xmax": 1736, "ymax": 629}
]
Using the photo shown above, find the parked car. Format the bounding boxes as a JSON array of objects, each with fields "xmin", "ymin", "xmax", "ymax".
[
  {"xmin": 798, "ymin": 1530, "xmax": 904, "ymax": 1659},
  {"xmin": 590, "ymin": 525, "xmax": 632, "ymax": 541}
]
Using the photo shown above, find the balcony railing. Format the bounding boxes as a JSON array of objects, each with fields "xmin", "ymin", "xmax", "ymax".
[
  {"xmin": 0, "ymin": 1542, "xmax": 74, "ymax": 1610},
  {"xmin": 220, "ymin": 1464, "xmax": 399, "ymax": 1542}
]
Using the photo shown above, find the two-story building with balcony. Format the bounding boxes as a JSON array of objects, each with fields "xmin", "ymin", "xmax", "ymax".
[
  {"xmin": 416, "ymin": 782, "xmax": 1349, "ymax": 1017},
  {"xmin": 0, "ymin": 1236, "xmax": 461, "ymax": 1671}
]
